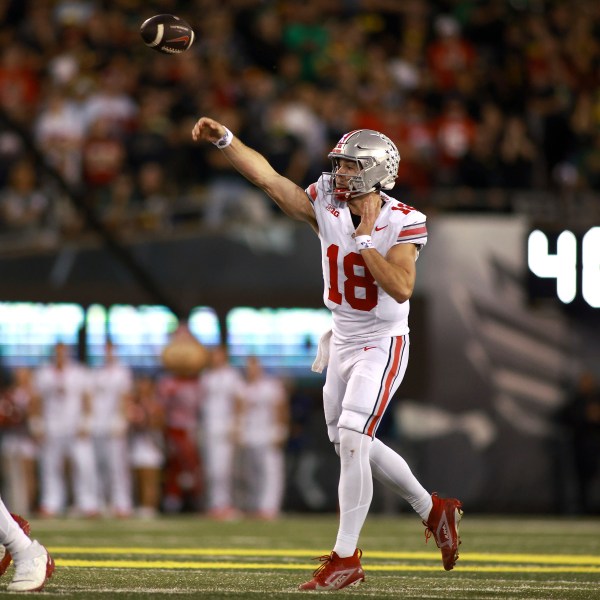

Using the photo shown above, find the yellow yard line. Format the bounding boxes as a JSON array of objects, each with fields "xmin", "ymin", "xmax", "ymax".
[
  {"xmin": 50, "ymin": 547, "xmax": 600, "ymax": 566},
  {"xmin": 55, "ymin": 558, "xmax": 600, "ymax": 574}
]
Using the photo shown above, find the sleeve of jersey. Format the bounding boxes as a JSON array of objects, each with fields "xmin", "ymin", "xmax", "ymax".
[
  {"xmin": 396, "ymin": 214, "xmax": 428, "ymax": 247},
  {"xmin": 305, "ymin": 181, "xmax": 319, "ymax": 205}
]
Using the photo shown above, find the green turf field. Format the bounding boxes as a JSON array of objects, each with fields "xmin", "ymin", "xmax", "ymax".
[{"xmin": 5, "ymin": 513, "xmax": 599, "ymax": 598}]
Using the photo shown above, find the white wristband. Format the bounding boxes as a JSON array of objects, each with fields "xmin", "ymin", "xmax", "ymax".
[
  {"xmin": 213, "ymin": 127, "xmax": 233, "ymax": 149},
  {"xmin": 355, "ymin": 235, "xmax": 374, "ymax": 252}
]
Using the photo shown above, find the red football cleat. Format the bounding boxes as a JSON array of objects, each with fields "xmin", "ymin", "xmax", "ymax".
[
  {"xmin": 0, "ymin": 513, "xmax": 31, "ymax": 577},
  {"xmin": 298, "ymin": 549, "xmax": 365, "ymax": 591},
  {"xmin": 423, "ymin": 492, "xmax": 463, "ymax": 571}
]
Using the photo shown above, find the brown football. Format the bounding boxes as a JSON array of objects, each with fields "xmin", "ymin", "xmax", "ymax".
[{"xmin": 140, "ymin": 14, "xmax": 195, "ymax": 54}]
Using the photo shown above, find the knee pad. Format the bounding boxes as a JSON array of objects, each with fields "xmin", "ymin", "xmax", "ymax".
[
  {"xmin": 328, "ymin": 409, "xmax": 371, "ymax": 447},
  {"xmin": 338, "ymin": 409, "xmax": 371, "ymax": 436},
  {"xmin": 327, "ymin": 423, "xmax": 340, "ymax": 445}
]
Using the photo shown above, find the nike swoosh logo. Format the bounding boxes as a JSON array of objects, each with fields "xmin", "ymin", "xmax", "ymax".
[
  {"xmin": 363, "ymin": 346, "xmax": 376, "ymax": 351},
  {"xmin": 166, "ymin": 35, "xmax": 190, "ymax": 43},
  {"xmin": 375, "ymin": 225, "xmax": 388, "ymax": 231}
]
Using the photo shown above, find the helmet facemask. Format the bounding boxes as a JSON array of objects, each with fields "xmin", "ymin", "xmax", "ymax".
[{"xmin": 329, "ymin": 156, "xmax": 374, "ymax": 201}]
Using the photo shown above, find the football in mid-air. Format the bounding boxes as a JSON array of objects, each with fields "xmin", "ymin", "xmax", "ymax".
[{"xmin": 140, "ymin": 14, "xmax": 195, "ymax": 54}]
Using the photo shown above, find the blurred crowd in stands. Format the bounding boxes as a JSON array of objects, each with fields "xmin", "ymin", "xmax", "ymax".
[
  {"xmin": 0, "ymin": 0, "xmax": 598, "ymax": 249},
  {"xmin": 0, "ymin": 337, "xmax": 294, "ymax": 520}
]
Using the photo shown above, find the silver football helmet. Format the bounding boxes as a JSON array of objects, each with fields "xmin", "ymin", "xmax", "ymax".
[{"xmin": 325, "ymin": 129, "xmax": 400, "ymax": 201}]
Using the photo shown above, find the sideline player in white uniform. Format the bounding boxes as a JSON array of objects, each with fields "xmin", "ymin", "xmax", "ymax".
[
  {"xmin": 89, "ymin": 340, "xmax": 133, "ymax": 517},
  {"xmin": 192, "ymin": 119, "xmax": 463, "ymax": 590},
  {"xmin": 198, "ymin": 345, "xmax": 243, "ymax": 520},
  {"xmin": 30, "ymin": 342, "xmax": 99, "ymax": 517},
  {"xmin": 234, "ymin": 356, "xmax": 288, "ymax": 519}
]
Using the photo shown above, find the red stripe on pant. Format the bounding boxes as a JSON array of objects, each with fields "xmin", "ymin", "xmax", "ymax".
[{"xmin": 365, "ymin": 336, "xmax": 404, "ymax": 437}]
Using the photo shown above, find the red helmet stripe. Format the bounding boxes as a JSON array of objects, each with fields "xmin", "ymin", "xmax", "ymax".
[
  {"xmin": 339, "ymin": 130, "xmax": 360, "ymax": 143},
  {"xmin": 332, "ymin": 130, "xmax": 361, "ymax": 153}
]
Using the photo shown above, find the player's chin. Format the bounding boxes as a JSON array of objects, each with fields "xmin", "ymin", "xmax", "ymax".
[{"xmin": 333, "ymin": 188, "xmax": 352, "ymax": 202}]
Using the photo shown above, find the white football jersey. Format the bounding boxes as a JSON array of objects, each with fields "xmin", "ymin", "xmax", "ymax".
[
  {"xmin": 89, "ymin": 361, "xmax": 133, "ymax": 435},
  {"xmin": 306, "ymin": 175, "xmax": 427, "ymax": 343},
  {"xmin": 33, "ymin": 361, "xmax": 92, "ymax": 437},
  {"xmin": 236, "ymin": 377, "xmax": 286, "ymax": 447},
  {"xmin": 199, "ymin": 365, "xmax": 243, "ymax": 436}
]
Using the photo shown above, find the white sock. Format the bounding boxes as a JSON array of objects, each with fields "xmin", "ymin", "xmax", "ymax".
[
  {"xmin": 333, "ymin": 429, "xmax": 373, "ymax": 558},
  {"xmin": 0, "ymin": 497, "xmax": 31, "ymax": 557},
  {"xmin": 370, "ymin": 438, "xmax": 432, "ymax": 520}
]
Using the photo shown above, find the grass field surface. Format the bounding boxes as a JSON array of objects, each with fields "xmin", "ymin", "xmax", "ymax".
[{"xmin": 4, "ymin": 513, "xmax": 599, "ymax": 599}]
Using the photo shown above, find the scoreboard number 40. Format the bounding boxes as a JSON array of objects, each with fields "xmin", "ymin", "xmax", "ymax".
[{"xmin": 527, "ymin": 227, "xmax": 600, "ymax": 308}]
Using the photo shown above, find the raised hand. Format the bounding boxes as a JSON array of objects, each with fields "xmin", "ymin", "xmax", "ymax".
[
  {"xmin": 354, "ymin": 194, "xmax": 381, "ymax": 237},
  {"xmin": 191, "ymin": 117, "xmax": 226, "ymax": 143}
]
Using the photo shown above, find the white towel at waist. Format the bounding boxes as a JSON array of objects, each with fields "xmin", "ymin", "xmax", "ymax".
[{"xmin": 311, "ymin": 329, "xmax": 332, "ymax": 374}]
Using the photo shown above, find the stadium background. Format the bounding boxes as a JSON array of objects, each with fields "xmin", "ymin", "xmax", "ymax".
[{"xmin": 0, "ymin": 0, "xmax": 598, "ymax": 516}]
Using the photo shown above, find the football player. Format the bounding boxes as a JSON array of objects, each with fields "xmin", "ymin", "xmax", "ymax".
[
  {"xmin": 30, "ymin": 342, "xmax": 99, "ymax": 518},
  {"xmin": 89, "ymin": 340, "xmax": 134, "ymax": 517},
  {"xmin": 198, "ymin": 345, "xmax": 243, "ymax": 520},
  {"xmin": 192, "ymin": 120, "xmax": 463, "ymax": 590},
  {"xmin": 234, "ymin": 356, "xmax": 288, "ymax": 520}
]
